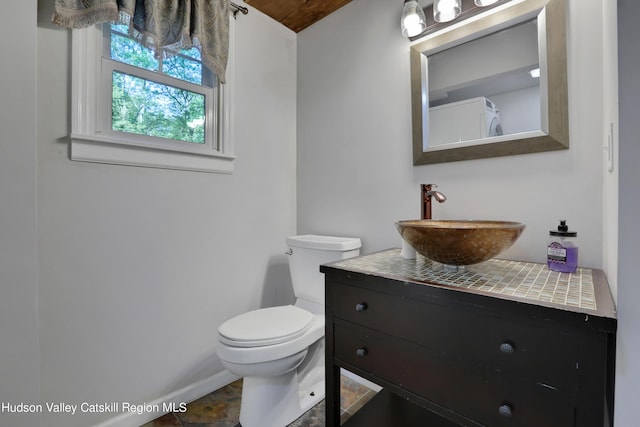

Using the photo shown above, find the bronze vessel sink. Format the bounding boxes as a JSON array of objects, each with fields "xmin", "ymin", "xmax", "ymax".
[{"xmin": 396, "ymin": 220, "xmax": 526, "ymax": 266}]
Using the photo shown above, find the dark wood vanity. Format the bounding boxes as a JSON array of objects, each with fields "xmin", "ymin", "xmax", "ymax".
[{"xmin": 322, "ymin": 249, "xmax": 617, "ymax": 427}]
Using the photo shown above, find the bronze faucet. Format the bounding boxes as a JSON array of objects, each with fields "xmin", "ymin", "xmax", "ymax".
[{"xmin": 421, "ymin": 184, "xmax": 447, "ymax": 220}]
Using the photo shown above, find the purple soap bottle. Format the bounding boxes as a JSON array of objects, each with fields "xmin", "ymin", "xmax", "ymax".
[{"xmin": 547, "ymin": 220, "xmax": 578, "ymax": 273}]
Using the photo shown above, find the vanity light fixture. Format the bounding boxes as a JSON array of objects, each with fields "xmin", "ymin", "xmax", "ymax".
[
  {"xmin": 401, "ymin": 0, "xmax": 427, "ymax": 37},
  {"xmin": 433, "ymin": 0, "xmax": 462, "ymax": 23},
  {"xmin": 402, "ymin": 0, "xmax": 510, "ymax": 39}
]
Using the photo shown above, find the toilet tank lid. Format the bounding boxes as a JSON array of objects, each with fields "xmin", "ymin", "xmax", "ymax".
[{"xmin": 286, "ymin": 235, "xmax": 361, "ymax": 251}]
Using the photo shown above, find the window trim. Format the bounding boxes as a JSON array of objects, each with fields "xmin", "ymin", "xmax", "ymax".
[{"xmin": 69, "ymin": 20, "xmax": 235, "ymax": 174}]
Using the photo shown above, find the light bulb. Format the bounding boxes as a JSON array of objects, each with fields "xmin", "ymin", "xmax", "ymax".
[
  {"xmin": 401, "ymin": 0, "xmax": 427, "ymax": 37},
  {"xmin": 434, "ymin": 0, "xmax": 461, "ymax": 23},
  {"xmin": 474, "ymin": 0, "xmax": 500, "ymax": 6}
]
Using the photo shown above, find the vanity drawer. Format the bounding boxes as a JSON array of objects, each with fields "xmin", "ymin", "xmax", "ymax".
[
  {"xmin": 334, "ymin": 321, "xmax": 575, "ymax": 427},
  {"xmin": 331, "ymin": 282, "xmax": 579, "ymax": 390}
]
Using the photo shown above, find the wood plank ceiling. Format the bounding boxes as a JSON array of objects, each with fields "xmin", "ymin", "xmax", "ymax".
[{"xmin": 244, "ymin": 0, "xmax": 353, "ymax": 32}]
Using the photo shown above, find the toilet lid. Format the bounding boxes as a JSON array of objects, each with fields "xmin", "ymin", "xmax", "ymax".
[{"xmin": 218, "ymin": 305, "xmax": 313, "ymax": 347}]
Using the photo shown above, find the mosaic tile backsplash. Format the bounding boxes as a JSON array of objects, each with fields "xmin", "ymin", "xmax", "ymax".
[{"xmin": 330, "ymin": 249, "xmax": 596, "ymax": 311}]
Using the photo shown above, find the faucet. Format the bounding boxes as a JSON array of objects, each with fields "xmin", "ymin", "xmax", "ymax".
[{"xmin": 421, "ymin": 184, "xmax": 447, "ymax": 220}]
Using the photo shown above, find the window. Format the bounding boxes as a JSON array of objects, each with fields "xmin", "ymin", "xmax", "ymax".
[{"xmin": 70, "ymin": 21, "xmax": 235, "ymax": 173}]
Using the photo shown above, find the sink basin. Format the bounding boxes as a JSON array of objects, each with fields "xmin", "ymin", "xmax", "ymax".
[{"xmin": 395, "ymin": 220, "xmax": 525, "ymax": 266}]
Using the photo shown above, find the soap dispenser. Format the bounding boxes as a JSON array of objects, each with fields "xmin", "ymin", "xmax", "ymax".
[{"xmin": 547, "ymin": 220, "xmax": 578, "ymax": 273}]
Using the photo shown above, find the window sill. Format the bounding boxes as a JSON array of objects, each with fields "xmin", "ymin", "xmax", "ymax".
[{"xmin": 70, "ymin": 134, "xmax": 236, "ymax": 174}]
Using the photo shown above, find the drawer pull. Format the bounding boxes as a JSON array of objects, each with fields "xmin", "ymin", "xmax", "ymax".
[
  {"xmin": 498, "ymin": 404, "xmax": 513, "ymax": 418},
  {"xmin": 355, "ymin": 302, "xmax": 368, "ymax": 312},
  {"xmin": 356, "ymin": 348, "xmax": 368, "ymax": 357},
  {"xmin": 499, "ymin": 342, "xmax": 515, "ymax": 354}
]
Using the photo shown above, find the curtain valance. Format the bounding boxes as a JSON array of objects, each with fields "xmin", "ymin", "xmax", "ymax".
[{"xmin": 52, "ymin": 0, "xmax": 230, "ymax": 83}]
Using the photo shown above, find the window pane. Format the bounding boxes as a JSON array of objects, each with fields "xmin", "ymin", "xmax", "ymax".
[
  {"xmin": 182, "ymin": 47, "xmax": 201, "ymax": 61},
  {"xmin": 164, "ymin": 54, "xmax": 204, "ymax": 85},
  {"xmin": 111, "ymin": 23, "xmax": 129, "ymax": 34},
  {"xmin": 111, "ymin": 71, "xmax": 206, "ymax": 144},
  {"xmin": 110, "ymin": 32, "xmax": 159, "ymax": 72}
]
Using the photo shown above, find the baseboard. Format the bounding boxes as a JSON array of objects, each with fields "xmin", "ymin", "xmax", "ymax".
[{"xmin": 92, "ymin": 369, "xmax": 240, "ymax": 427}]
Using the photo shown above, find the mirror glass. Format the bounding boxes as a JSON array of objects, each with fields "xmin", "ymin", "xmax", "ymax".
[
  {"xmin": 410, "ymin": 0, "xmax": 568, "ymax": 165},
  {"xmin": 427, "ymin": 18, "xmax": 539, "ymax": 148}
]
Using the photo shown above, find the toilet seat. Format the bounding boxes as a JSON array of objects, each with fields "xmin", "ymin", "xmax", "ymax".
[{"xmin": 218, "ymin": 305, "xmax": 313, "ymax": 348}]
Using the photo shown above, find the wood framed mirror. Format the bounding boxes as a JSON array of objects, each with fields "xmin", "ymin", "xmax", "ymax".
[{"xmin": 410, "ymin": 0, "xmax": 568, "ymax": 165}]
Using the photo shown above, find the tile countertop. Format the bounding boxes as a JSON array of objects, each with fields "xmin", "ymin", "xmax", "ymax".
[{"xmin": 326, "ymin": 248, "xmax": 617, "ymax": 319}]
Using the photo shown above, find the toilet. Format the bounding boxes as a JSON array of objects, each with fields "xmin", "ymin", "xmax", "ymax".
[{"xmin": 216, "ymin": 234, "xmax": 361, "ymax": 427}]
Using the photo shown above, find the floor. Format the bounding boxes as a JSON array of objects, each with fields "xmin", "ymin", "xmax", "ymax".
[{"xmin": 140, "ymin": 375, "xmax": 376, "ymax": 427}]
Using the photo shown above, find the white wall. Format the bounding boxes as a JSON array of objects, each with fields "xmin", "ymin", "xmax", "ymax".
[
  {"xmin": 602, "ymin": 0, "xmax": 619, "ymax": 301},
  {"xmin": 297, "ymin": 0, "xmax": 605, "ymax": 268},
  {"xmin": 33, "ymin": 1, "xmax": 297, "ymax": 426},
  {"xmin": 428, "ymin": 19, "xmax": 538, "ymax": 94},
  {"xmin": 614, "ymin": 0, "xmax": 640, "ymax": 423},
  {"xmin": 0, "ymin": 1, "xmax": 42, "ymax": 426},
  {"xmin": 491, "ymin": 86, "xmax": 540, "ymax": 134}
]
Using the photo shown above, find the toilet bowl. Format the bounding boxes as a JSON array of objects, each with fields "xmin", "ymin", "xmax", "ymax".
[
  {"xmin": 216, "ymin": 235, "xmax": 361, "ymax": 427},
  {"xmin": 218, "ymin": 305, "xmax": 324, "ymax": 377}
]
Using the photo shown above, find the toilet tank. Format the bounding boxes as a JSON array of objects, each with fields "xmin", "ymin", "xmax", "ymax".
[{"xmin": 286, "ymin": 235, "xmax": 361, "ymax": 306}]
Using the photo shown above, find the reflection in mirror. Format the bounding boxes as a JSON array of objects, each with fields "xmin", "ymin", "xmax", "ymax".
[
  {"xmin": 410, "ymin": 0, "xmax": 568, "ymax": 165},
  {"xmin": 428, "ymin": 19, "xmax": 539, "ymax": 148}
]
